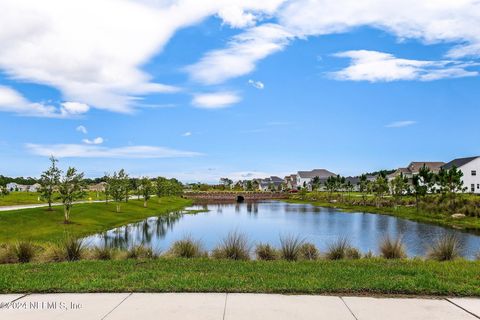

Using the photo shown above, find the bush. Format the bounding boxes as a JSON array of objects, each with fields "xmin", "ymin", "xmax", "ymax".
[
  {"xmin": 346, "ymin": 247, "xmax": 361, "ymax": 259},
  {"xmin": 279, "ymin": 235, "xmax": 304, "ymax": 261},
  {"xmin": 363, "ymin": 250, "xmax": 375, "ymax": 259},
  {"xmin": 379, "ymin": 235, "xmax": 406, "ymax": 259},
  {"xmin": 0, "ymin": 244, "xmax": 17, "ymax": 264},
  {"xmin": 170, "ymin": 237, "xmax": 205, "ymax": 258},
  {"xmin": 126, "ymin": 245, "xmax": 157, "ymax": 259},
  {"xmin": 428, "ymin": 234, "xmax": 461, "ymax": 261},
  {"xmin": 212, "ymin": 231, "xmax": 250, "ymax": 260},
  {"xmin": 40, "ymin": 244, "xmax": 67, "ymax": 262},
  {"xmin": 11, "ymin": 241, "xmax": 36, "ymax": 263},
  {"xmin": 299, "ymin": 243, "xmax": 319, "ymax": 260},
  {"xmin": 255, "ymin": 243, "xmax": 278, "ymax": 260},
  {"xmin": 62, "ymin": 237, "xmax": 84, "ymax": 261},
  {"xmin": 325, "ymin": 237, "xmax": 351, "ymax": 260}
]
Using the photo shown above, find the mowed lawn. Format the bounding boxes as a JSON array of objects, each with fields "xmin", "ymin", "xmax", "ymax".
[
  {"xmin": 0, "ymin": 258, "xmax": 479, "ymax": 296},
  {"xmin": 0, "ymin": 191, "xmax": 106, "ymax": 207},
  {"xmin": 0, "ymin": 197, "xmax": 191, "ymax": 243}
]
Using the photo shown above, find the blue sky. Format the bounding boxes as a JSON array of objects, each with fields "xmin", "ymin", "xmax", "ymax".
[{"xmin": 0, "ymin": 0, "xmax": 479, "ymax": 182}]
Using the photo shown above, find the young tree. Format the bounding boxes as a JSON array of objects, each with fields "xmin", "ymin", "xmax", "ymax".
[
  {"xmin": 39, "ymin": 156, "xmax": 61, "ymax": 211},
  {"xmin": 437, "ymin": 166, "xmax": 467, "ymax": 212},
  {"xmin": 324, "ymin": 176, "xmax": 337, "ymax": 199},
  {"xmin": 108, "ymin": 169, "xmax": 128, "ymax": 213},
  {"xmin": 358, "ymin": 174, "xmax": 370, "ymax": 205},
  {"xmin": 411, "ymin": 165, "xmax": 434, "ymax": 210},
  {"xmin": 373, "ymin": 172, "xmax": 389, "ymax": 207},
  {"xmin": 311, "ymin": 176, "xmax": 321, "ymax": 191},
  {"xmin": 390, "ymin": 173, "xmax": 408, "ymax": 206},
  {"xmin": 140, "ymin": 177, "xmax": 153, "ymax": 208},
  {"xmin": 57, "ymin": 167, "xmax": 85, "ymax": 224}
]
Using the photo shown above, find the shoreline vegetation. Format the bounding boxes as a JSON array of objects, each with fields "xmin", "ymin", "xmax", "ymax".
[{"xmin": 286, "ymin": 192, "xmax": 480, "ymax": 232}]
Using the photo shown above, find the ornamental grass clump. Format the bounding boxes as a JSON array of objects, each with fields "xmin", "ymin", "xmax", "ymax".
[
  {"xmin": 11, "ymin": 241, "xmax": 36, "ymax": 263},
  {"xmin": 325, "ymin": 237, "xmax": 352, "ymax": 260},
  {"xmin": 299, "ymin": 242, "xmax": 319, "ymax": 260},
  {"xmin": 170, "ymin": 236, "xmax": 205, "ymax": 258},
  {"xmin": 126, "ymin": 245, "xmax": 157, "ymax": 259},
  {"xmin": 62, "ymin": 236, "xmax": 85, "ymax": 261},
  {"xmin": 379, "ymin": 235, "xmax": 406, "ymax": 259},
  {"xmin": 212, "ymin": 231, "xmax": 250, "ymax": 260},
  {"xmin": 90, "ymin": 246, "xmax": 115, "ymax": 260},
  {"xmin": 255, "ymin": 243, "xmax": 278, "ymax": 260},
  {"xmin": 279, "ymin": 235, "xmax": 304, "ymax": 261},
  {"xmin": 428, "ymin": 234, "xmax": 461, "ymax": 261}
]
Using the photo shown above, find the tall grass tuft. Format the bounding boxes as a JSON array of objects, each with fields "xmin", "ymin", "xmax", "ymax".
[
  {"xmin": 428, "ymin": 234, "xmax": 461, "ymax": 261},
  {"xmin": 379, "ymin": 235, "xmax": 406, "ymax": 259},
  {"xmin": 255, "ymin": 243, "xmax": 278, "ymax": 260},
  {"xmin": 126, "ymin": 245, "xmax": 157, "ymax": 259},
  {"xmin": 325, "ymin": 237, "xmax": 351, "ymax": 260},
  {"xmin": 299, "ymin": 243, "xmax": 319, "ymax": 260},
  {"xmin": 90, "ymin": 246, "xmax": 115, "ymax": 260},
  {"xmin": 170, "ymin": 236, "xmax": 205, "ymax": 258},
  {"xmin": 279, "ymin": 235, "xmax": 304, "ymax": 261},
  {"xmin": 11, "ymin": 241, "xmax": 36, "ymax": 263},
  {"xmin": 212, "ymin": 231, "xmax": 250, "ymax": 260},
  {"xmin": 345, "ymin": 247, "xmax": 361, "ymax": 259},
  {"xmin": 62, "ymin": 237, "xmax": 84, "ymax": 261},
  {"xmin": 0, "ymin": 244, "xmax": 17, "ymax": 264}
]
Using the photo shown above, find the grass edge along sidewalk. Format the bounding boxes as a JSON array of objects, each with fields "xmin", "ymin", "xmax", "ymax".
[{"xmin": 0, "ymin": 258, "xmax": 479, "ymax": 296}]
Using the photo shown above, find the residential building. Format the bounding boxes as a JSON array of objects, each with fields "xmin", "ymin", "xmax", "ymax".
[
  {"xmin": 284, "ymin": 174, "xmax": 297, "ymax": 190},
  {"xmin": 6, "ymin": 182, "xmax": 40, "ymax": 192},
  {"xmin": 442, "ymin": 156, "xmax": 480, "ymax": 194},
  {"xmin": 297, "ymin": 169, "xmax": 336, "ymax": 190},
  {"xmin": 388, "ymin": 161, "xmax": 445, "ymax": 181},
  {"xmin": 258, "ymin": 176, "xmax": 284, "ymax": 191}
]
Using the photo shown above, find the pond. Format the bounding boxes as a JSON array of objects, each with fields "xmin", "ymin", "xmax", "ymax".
[{"xmin": 82, "ymin": 201, "xmax": 480, "ymax": 259}]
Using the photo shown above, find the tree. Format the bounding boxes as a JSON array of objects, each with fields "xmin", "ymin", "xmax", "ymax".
[
  {"xmin": 411, "ymin": 165, "xmax": 434, "ymax": 210},
  {"xmin": 108, "ymin": 169, "xmax": 128, "ymax": 213},
  {"xmin": 358, "ymin": 174, "xmax": 370, "ymax": 205},
  {"xmin": 324, "ymin": 176, "xmax": 337, "ymax": 199},
  {"xmin": 311, "ymin": 176, "xmax": 321, "ymax": 191},
  {"xmin": 0, "ymin": 184, "xmax": 9, "ymax": 197},
  {"xmin": 372, "ymin": 172, "xmax": 389, "ymax": 207},
  {"xmin": 57, "ymin": 167, "xmax": 85, "ymax": 224},
  {"xmin": 390, "ymin": 173, "xmax": 408, "ymax": 206},
  {"xmin": 436, "ymin": 166, "xmax": 467, "ymax": 212},
  {"xmin": 139, "ymin": 177, "xmax": 153, "ymax": 208},
  {"xmin": 155, "ymin": 177, "xmax": 183, "ymax": 198},
  {"xmin": 220, "ymin": 178, "xmax": 233, "ymax": 189},
  {"xmin": 39, "ymin": 156, "xmax": 61, "ymax": 211},
  {"xmin": 344, "ymin": 180, "xmax": 354, "ymax": 201}
]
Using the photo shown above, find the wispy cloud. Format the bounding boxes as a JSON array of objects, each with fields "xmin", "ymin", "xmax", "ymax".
[
  {"xmin": 385, "ymin": 120, "xmax": 417, "ymax": 128},
  {"xmin": 82, "ymin": 137, "xmax": 104, "ymax": 145},
  {"xmin": 26, "ymin": 143, "xmax": 203, "ymax": 159},
  {"xmin": 331, "ymin": 50, "xmax": 478, "ymax": 82},
  {"xmin": 192, "ymin": 92, "xmax": 241, "ymax": 109},
  {"xmin": 76, "ymin": 125, "xmax": 88, "ymax": 134},
  {"xmin": 248, "ymin": 79, "xmax": 265, "ymax": 89},
  {"xmin": 182, "ymin": 131, "xmax": 192, "ymax": 137}
]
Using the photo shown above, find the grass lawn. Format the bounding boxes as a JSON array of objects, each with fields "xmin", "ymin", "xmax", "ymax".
[
  {"xmin": 285, "ymin": 198, "xmax": 480, "ymax": 231},
  {"xmin": 0, "ymin": 197, "xmax": 191, "ymax": 243},
  {"xmin": 0, "ymin": 258, "xmax": 479, "ymax": 296},
  {"xmin": 0, "ymin": 191, "xmax": 108, "ymax": 207}
]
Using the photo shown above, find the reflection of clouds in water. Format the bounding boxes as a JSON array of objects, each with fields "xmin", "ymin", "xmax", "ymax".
[{"xmin": 82, "ymin": 202, "xmax": 480, "ymax": 259}]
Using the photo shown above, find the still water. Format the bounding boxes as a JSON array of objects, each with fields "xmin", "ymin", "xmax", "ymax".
[{"xmin": 83, "ymin": 201, "xmax": 480, "ymax": 258}]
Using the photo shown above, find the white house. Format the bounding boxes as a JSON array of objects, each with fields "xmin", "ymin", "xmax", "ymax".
[
  {"xmin": 442, "ymin": 156, "xmax": 480, "ymax": 194},
  {"xmin": 387, "ymin": 161, "xmax": 445, "ymax": 181},
  {"xmin": 258, "ymin": 176, "xmax": 284, "ymax": 191},
  {"xmin": 6, "ymin": 182, "xmax": 40, "ymax": 192},
  {"xmin": 297, "ymin": 169, "xmax": 336, "ymax": 190}
]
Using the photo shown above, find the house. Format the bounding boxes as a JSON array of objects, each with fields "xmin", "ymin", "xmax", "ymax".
[
  {"xmin": 284, "ymin": 174, "xmax": 297, "ymax": 190},
  {"xmin": 29, "ymin": 183, "xmax": 41, "ymax": 192},
  {"xmin": 6, "ymin": 182, "xmax": 39, "ymax": 192},
  {"xmin": 258, "ymin": 176, "xmax": 284, "ymax": 191},
  {"xmin": 442, "ymin": 156, "xmax": 480, "ymax": 194},
  {"xmin": 297, "ymin": 169, "xmax": 336, "ymax": 190},
  {"xmin": 388, "ymin": 161, "xmax": 445, "ymax": 181},
  {"xmin": 89, "ymin": 182, "xmax": 107, "ymax": 192}
]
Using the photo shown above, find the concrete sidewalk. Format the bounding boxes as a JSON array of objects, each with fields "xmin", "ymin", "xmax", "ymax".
[{"xmin": 0, "ymin": 293, "xmax": 479, "ymax": 320}]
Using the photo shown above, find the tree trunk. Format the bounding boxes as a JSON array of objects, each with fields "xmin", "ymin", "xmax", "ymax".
[
  {"xmin": 116, "ymin": 204, "xmax": 121, "ymax": 213},
  {"xmin": 63, "ymin": 207, "xmax": 69, "ymax": 224},
  {"xmin": 143, "ymin": 200, "xmax": 147, "ymax": 208}
]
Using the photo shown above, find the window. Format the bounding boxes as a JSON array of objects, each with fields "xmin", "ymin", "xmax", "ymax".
[
  {"xmin": 477, "ymin": 184, "xmax": 480, "ymax": 189},
  {"xmin": 472, "ymin": 170, "xmax": 477, "ymax": 176},
  {"xmin": 472, "ymin": 184, "xmax": 475, "ymax": 192}
]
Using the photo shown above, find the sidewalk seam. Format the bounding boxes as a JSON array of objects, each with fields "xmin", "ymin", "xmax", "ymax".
[
  {"xmin": 222, "ymin": 293, "xmax": 228, "ymax": 320},
  {"xmin": 446, "ymin": 298, "xmax": 480, "ymax": 319},
  {"xmin": 340, "ymin": 297, "xmax": 359, "ymax": 320},
  {"xmin": 101, "ymin": 293, "xmax": 133, "ymax": 320}
]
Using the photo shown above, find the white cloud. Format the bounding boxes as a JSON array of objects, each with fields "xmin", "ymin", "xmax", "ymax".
[
  {"xmin": 185, "ymin": 24, "xmax": 293, "ymax": 85},
  {"xmin": 248, "ymin": 79, "xmax": 265, "ymax": 89},
  {"xmin": 0, "ymin": 85, "xmax": 89, "ymax": 118},
  {"xmin": 385, "ymin": 120, "xmax": 416, "ymax": 128},
  {"xmin": 76, "ymin": 125, "xmax": 88, "ymax": 134},
  {"xmin": 331, "ymin": 50, "xmax": 478, "ymax": 82},
  {"xmin": 182, "ymin": 131, "xmax": 192, "ymax": 137},
  {"xmin": 82, "ymin": 137, "xmax": 104, "ymax": 145},
  {"xmin": 26, "ymin": 143, "xmax": 202, "ymax": 159},
  {"xmin": 192, "ymin": 92, "xmax": 241, "ymax": 109}
]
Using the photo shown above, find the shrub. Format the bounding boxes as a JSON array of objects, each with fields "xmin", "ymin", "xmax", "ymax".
[
  {"xmin": 11, "ymin": 241, "xmax": 36, "ymax": 263},
  {"xmin": 299, "ymin": 243, "xmax": 319, "ymax": 260},
  {"xmin": 427, "ymin": 234, "xmax": 461, "ymax": 261},
  {"xmin": 126, "ymin": 245, "xmax": 157, "ymax": 259},
  {"xmin": 346, "ymin": 247, "xmax": 361, "ymax": 259},
  {"xmin": 0, "ymin": 244, "xmax": 17, "ymax": 264},
  {"xmin": 255, "ymin": 243, "xmax": 278, "ymax": 260},
  {"xmin": 379, "ymin": 235, "xmax": 406, "ymax": 259},
  {"xmin": 40, "ymin": 244, "xmax": 67, "ymax": 262},
  {"xmin": 325, "ymin": 237, "xmax": 351, "ymax": 260},
  {"xmin": 279, "ymin": 235, "xmax": 304, "ymax": 261},
  {"xmin": 62, "ymin": 237, "xmax": 84, "ymax": 261},
  {"xmin": 90, "ymin": 246, "xmax": 115, "ymax": 260},
  {"xmin": 170, "ymin": 237, "xmax": 205, "ymax": 258},
  {"xmin": 363, "ymin": 250, "xmax": 375, "ymax": 259},
  {"xmin": 212, "ymin": 231, "xmax": 250, "ymax": 260}
]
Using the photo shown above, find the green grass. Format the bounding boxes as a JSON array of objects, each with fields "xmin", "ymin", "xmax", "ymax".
[
  {"xmin": 0, "ymin": 197, "xmax": 191, "ymax": 243},
  {"xmin": 0, "ymin": 258, "xmax": 479, "ymax": 295},
  {"xmin": 285, "ymin": 198, "xmax": 480, "ymax": 231},
  {"xmin": 0, "ymin": 191, "xmax": 108, "ymax": 207}
]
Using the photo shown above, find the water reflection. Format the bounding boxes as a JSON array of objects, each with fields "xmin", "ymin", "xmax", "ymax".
[{"xmin": 82, "ymin": 201, "xmax": 480, "ymax": 259}]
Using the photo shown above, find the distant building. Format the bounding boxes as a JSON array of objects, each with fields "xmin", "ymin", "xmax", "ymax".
[
  {"xmin": 297, "ymin": 169, "xmax": 336, "ymax": 190},
  {"xmin": 6, "ymin": 182, "xmax": 40, "ymax": 192},
  {"xmin": 88, "ymin": 182, "xmax": 107, "ymax": 192},
  {"xmin": 388, "ymin": 161, "xmax": 445, "ymax": 181},
  {"xmin": 284, "ymin": 174, "xmax": 298, "ymax": 190},
  {"xmin": 442, "ymin": 156, "xmax": 480, "ymax": 194},
  {"xmin": 258, "ymin": 176, "xmax": 284, "ymax": 191}
]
